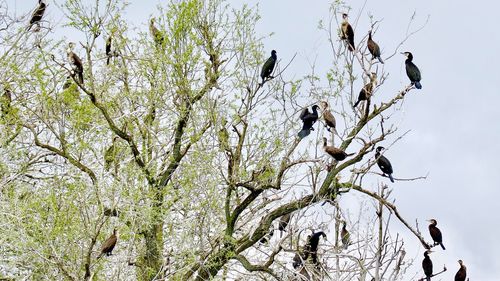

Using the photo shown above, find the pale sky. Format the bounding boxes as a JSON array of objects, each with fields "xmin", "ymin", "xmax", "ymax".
[{"xmin": 9, "ymin": 0, "xmax": 500, "ymax": 280}]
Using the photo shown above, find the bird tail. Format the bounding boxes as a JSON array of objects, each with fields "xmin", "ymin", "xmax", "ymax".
[
  {"xmin": 377, "ymin": 56, "xmax": 384, "ymax": 64},
  {"xmin": 346, "ymin": 152, "xmax": 355, "ymax": 157},
  {"xmin": 348, "ymin": 39, "xmax": 355, "ymax": 51},
  {"xmin": 426, "ymin": 277, "xmax": 431, "ymax": 281},
  {"xmin": 414, "ymin": 81, "xmax": 422, "ymax": 89},
  {"xmin": 353, "ymin": 100, "xmax": 360, "ymax": 107},
  {"xmin": 78, "ymin": 72, "xmax": 84, "ymax": 84},
  {"xmin": 389, "ymin": 174, "xmax": 394, "ymax": 183},
  {"xmin": 106, "ymin": 56, "xmax": 110, "ymax": 65},
  {"xmin": 298, "ymin": 129, "xmax": 310, "ymax": 139},
  {"xmin": 440, "ymin": 243, "xmax": 446, "ymax": 250}
]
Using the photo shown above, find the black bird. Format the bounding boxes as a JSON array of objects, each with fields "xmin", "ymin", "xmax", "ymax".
[
  {"xmin": 260, "ymin": 50, "xmax": 277, "ymax": 85},
  {"xmin": 303, "ymin": 231, "xmax": 326, "ymax": 266},
  {"xmin": 353, "ymin": 72, "xmax": 377, "ymax": 108},
  {"xmin": 67, "ymin": 42, "xmax": 84, "ymax": 84},
  {"xmin": 455, "ymin": 260, "xmax": 466, "ymax": 281},
  {"xmin": 375, "ymin": 146, "xmax": 394, "ymax": 183},
  {"xmin": 320, "ymin": 101, "xmax": 336, "ymax": 134},
  {"xmin": 402, "ymin": 52, "xmax": 422, "ymax": 89},
  {"xmin": 279, "ymin": 213, "xmax": 291, "ymax": 236},
  {"xmin": 98, "ymin": 229, "xmax": 117, "ymax": 258},
  {"xmin": 367, "ymin": 31, "xmax": 383, "ymax": 63},
  {"xmin": 105, "ymin": 36, "xmax": 112, "ymax": 65},
  {"xmin": 292, "ymin": 252, "xmax": 303, "ymax": 269},
  {"xmin": 323, "ymin": 137, "xmax": 354, "ymax": 161},
  {"xmin": 1, "ymin": 86, "xmax": 12, "ymax": 118},
  {"xmin": 428, "ymin": 219, "xmax": 445, "ymax": 250},
  {"xmin": 422, "ymin": 250, "xmax": 433, "ymax": 281},
  {"xmin": 340, "ymin": 13, "xmax": 355, "ymax": 51},
  {"xmin": 341, "ymin": 221, "xmax": 350, "ymax": 249},
  {"xmin": 28, "ymin": 0, "xmax": 46, "ymax": 31},
  {"xmin": 298, "ymin": 105, "xmax": 319, "ymax": 139},
  {"xmin": 149, "ymin": 18, "xmax": 164, "ymax": 47}
]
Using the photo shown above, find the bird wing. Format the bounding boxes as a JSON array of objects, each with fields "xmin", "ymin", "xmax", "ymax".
[
  {"xmin": 299, "ymin": 108, "xmax": 310, "ymax": 121},
  {"xmin": 260, "ymin": 56, "xmax": 276, "ymax": 79}
]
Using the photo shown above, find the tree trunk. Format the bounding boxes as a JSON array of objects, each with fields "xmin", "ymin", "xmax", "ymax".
[{"xmin": 138, "ymin": 223, "xmax": 164, "ymax": 281}]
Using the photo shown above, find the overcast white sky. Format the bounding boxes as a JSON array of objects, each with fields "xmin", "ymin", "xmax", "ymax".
[{"xmin": 9, "ymin": 0, "xmax": 500, "ymax": 280}]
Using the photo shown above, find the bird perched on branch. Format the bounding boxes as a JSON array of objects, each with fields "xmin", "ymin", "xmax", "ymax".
[
  {"xmin": 341, "ymin": 221, "xmax": 350, "ymax": 249},
  {"xmin": 454, "ymin": 260, "xmax": 466, "ymax": 281},
  {"xmin": 375, "ymin": 146, "xmax": 394, "ymax": 183},
  {"xmin": 67, "ymin": 42, "xmax": 84, "ymax": 84},
  {"xmin": 1, "ymin": 85, "xmax": 12, "ymax": 118},
  {"xmin": 105, "ymin": 35, "xmax": 112, "ymax": 65},
  {"xmin": 28, "ymin": 0, "xmax": 46, "ymax": 31},
  {"xmin": 367, "ymin": 30, "xmax": 383, "ymax": 64},
  {"xmin": 278, "ymin": 213, "xmax": 291, "ymax": 237},
  {"xmin": 260, "ymin": 50, "xmax": 277, "ymax": 85},
  {"xmin": 320, "ymin": 101, "xmax": 336, "ymax": 134},
  {"xmin": 149, "ymin": 18, "xmax": 165, "ymax": 47},
  {"xmin": 303, "ymin": 231, "xmax": 326, "ymax": 266},
  {"xmin": 340, "ymin": 13, "xmax": 355, "ymax": 51},
  {"xmin": 323, "ymin": 137, "xmax": 354, "ymax": 161},
  {"xmin": 428, "ymin": 219, "xmax": 445, "ymax": 250},
  {"xmin": 353, "ymin": 72, "xmax": 377, "ymax": 108},
  {"xmin": 298, "ymin": 105, "xmax": 319, "ymax": 139},
  {"xmin": 422, "ymin": 250, "xmax": 433, "ymax": 281},
  {"xmin": 402, "ymin": 52, "xmax": 422, "ymax": 89},
  {"xmin": 98, "ymin": 229, "xmax": 117, "ymax": 258}
]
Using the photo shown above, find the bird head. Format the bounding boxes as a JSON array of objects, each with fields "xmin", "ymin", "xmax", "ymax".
[
  {"xmin": 322, "ymin": 137, "xmax": 328, "ymax": 145},
  {"xmin": 427, "ymin": 219, "xmax": 437, "ymax": 225},
  {"xmin": 312, "ymin": 104, "xmax": 320, "ymax": 111},
  {"xmin": 424, "ymin": 250, "xmax": 433, "ymax": 257},
  {"xmin": 376, "ymin": 146, "xmax": 385, "ymax": 152},
  {"xmin": 458, "ymin": 259, "xmax": 464, "ymax": 266},
  {"xmin": 271, "ymin": 50, "xmax": 276, "ymax": 56},
  {"xmin": 320, "ymin": 101, "xmax": 329, "ymax": 109},
  {"xmin": 113, "ymin": 228, "xmax": 118, "ymax": 235},
  {"xmin": 370, "ymin": 72, "xmax": 377, "ymax": 80},
  {"xmin": 401, "ymin": 52, "xmax": 413, "ymax": 60},
  {"xmin": 342, "ymin": 13, "xmax": 348, "ymax": 19}
]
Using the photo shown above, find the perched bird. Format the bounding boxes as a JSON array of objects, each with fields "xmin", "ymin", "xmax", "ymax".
[
  {"xmin": 292, "ymin": 252, "xmax": 303, "ymax": 269},
  {"xmin": 428, "ymin": 219, "xmax": 445, "ymax": 250},
  {"xmin": 259, "ymin": 229, "xmax": 274, "ymax": 244},
  {"xmin": 67, "ymin": 42, "xmax": 84, "ymax": 84},
  {"xmin": 149, "ymin": 18, "xmax": 164, "ymax": 46},
  {"xmin": 341, "ymin": 221, "xmax": 350, "ymax": 249},
  {"xmin": 422, "ymin": 250, "xmax": 433, "ymax": 281},
  {"xmin": 98, "ymin": 229, "xmax": 117, "ymax": 258},
  {"xmin": 303, "ymin": 231, "xmax": 326, "ymax": 266},
  {"xmin": 217, "ymin": 118, "xmax": 230, "ymax": 152},
  {"xmin": 279, "ymin": 213, "xmax": 291, "ymax": 237},
  {"xmin": 28, "ymin": 0, "xmax": 46, "ymax": 31},
  {"xmin": 353, "ymin": 72, "xmax": 377, "ymax": 108},
  {"xmin": 340, "ymin": 13, "xmax": 355, "ymax": 51},
  {"xmin": 103, "ymin": 208, "xmax": 119, "ymax": 217},
  {"xmin": 320, "ymin": 101, "xmax": 336, "ymax": 133},
  {"xmin": 402, "ymin": 52, "xmax": 422, "ymax": 89},
  {"xmin": 105, "ymin": 36, "xmax": 112, "ymax": 65},
  {"xmin": 323, "ymin": 137, "xmax": 354, "ymax": 161},
  {"xmin": 367, "ymin": 30, "xmax": 383, "ymax": 63},
  {"xmin": 375, "ymin": 146, "xmax": 394, "ymax": 183},
  {"xmin": 1, "ymin": 86, "xmax": 12, "ymax": 118},
  {"xmin": 298, "ymin": 105, "xmax": 319, "ymax": 139},
  {"xmin": 260, "ymin": 50, "xmax": 277, "ymax": 85},
  {"xmin": 455, "ymin": 260, "xmax": 467, "ymax": 281}
]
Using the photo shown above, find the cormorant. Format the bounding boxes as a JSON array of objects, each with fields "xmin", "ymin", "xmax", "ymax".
[
  {"xmin": 279, "ymin": 213, "xmax": 291, "ymax": 236},
  {"xmin": 1, "ymin": 86, "xmax": 12, "ymax": 118},
  {"xmin": 340, "ymin": 13, "xmax": 355, "ymax": 51},
  {"xmin": 105, "ymin": 36, "xmax": 112, "ymax": 65},
  {"xmin": 217, "ymin": 118, "xmax": 230, "ymax": 152},
  {"xmin": 353, "ymin": 72, "xmax": 377, "ymax": 108},
  {"xmin": 98, "ymin": 229, "xmax": 117, "ymax": 258},
  {"xmin": 320, "ymin": 101, "xmax": 336, "ymax": 133},
  {"xmin": 375, "ymin": 146, "xmax": 394, "ymax": 183},
  {"xmin": 260, "ymin": 50, "xmax": 277, "ymax": 85},
  {"xmin": 292, "ymin": 252, "xmax": 303, "ymax": 269},
  {"xmin": 104, "ymin": 137, "xmax": 119, "ymax": 171},
  {"xmin": 303, "ymin": 231, "xmax": 326, "ymax": 266},
  {"xmin": 341, "ymin": 221, "xmax": 350, "ymax": 249},
  {"xmin": 67, "ymin": 42, "xmax": 84, "ymax": 84},
  {"xmin": 367, "ymin": 31, "xmax": 383, "ymax": 63},
  {"xmin": 428, "ymin": 219, "xmax": 445, "ymax": 250},
  {"xmin": 149, "ymin": 18, "xmax": 164, "ymax": 46},
  {"xmin": 402, "ymin": 52, "xmax": 422, "ymax": 89},
  {"xmin": 323, "ymin": 137, "xmax": 354, "ymax": 161},
  {"xmin": 28, "ymin": 0, "xmax": 46, "ymax": 31},
  {"xmin": 422, "ymin": 250, "xmax": 433, "ymax": 281},
  {"xmin": 298, "ymin": 105, "xmax": 319, "ymax": 139},
  {"xmin": 259, "ymin": 229, "xmax": 274, "ymax": 244},
  {"xmin": 454, "ymin": 260, "xmax": 466, "ymax": 281}
]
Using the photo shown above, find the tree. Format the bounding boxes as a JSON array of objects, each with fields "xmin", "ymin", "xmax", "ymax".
[{"xmin": 0, "ymin": 0, "xmax": 438, "ymax": 280}]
